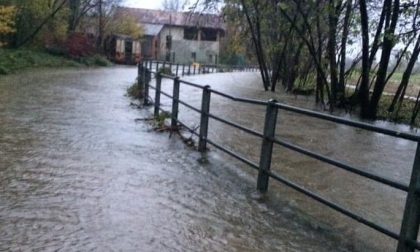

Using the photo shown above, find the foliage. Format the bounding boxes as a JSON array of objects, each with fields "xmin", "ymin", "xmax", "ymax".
[
  {"xmin": 162, "ymin": 0, "xmax": 188, "ymax": 11},
  {"xmin": 108, "ymin": 15, "xmax": 143, "ymax": 39},
  {"xmin": 65, "ymin": 32, "xmax": 96, "ymax": 58},
  {"xmin": 0, "ymin": 48, "xmax": 80, "ymax": 74},
  {"xmin": 126, "ymin": 79, "xmax": 143, "ymax": 99},
  {"xmin": 158, "ymin": 67, "xmax": 175, "ymax": 76},
  {"xmin": 154, "ymin": 111, "xmax": 171, "ymax": 129},
  {"xmin": 0, "ymin": 5, "xmax": 17, "ymax": 47},
  {"xmin": 11, "ymin": 0, "xmax": 69, "ymax": 47},
  {"xmin": 217, "ymin": 0, "xmax": 420, "ymax": 122},
  {"xmin": 376, "ymin": 96, "xmax": 419, "ymax": 127},
  {"xmin": 0, "ymin": 48, "xmax": 111, "ymax": 75},
  {"xmin": 78, "ymin": 54, "xmax": 111, "ymax": 66}
]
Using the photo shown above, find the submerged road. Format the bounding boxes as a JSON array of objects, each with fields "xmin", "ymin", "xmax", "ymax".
[{"xmin": 0, "ymin": 66, "xmax": 415, "ymax": 251}]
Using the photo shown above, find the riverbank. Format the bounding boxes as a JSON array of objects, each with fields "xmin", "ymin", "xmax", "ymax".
[{"xmin": 0, "ymin": 48, "xmax": 111, "ymax": 75}]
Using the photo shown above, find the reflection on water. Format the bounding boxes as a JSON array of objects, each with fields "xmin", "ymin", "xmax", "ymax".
[{"xmin": 0, "ymin": 67, "xmax": 414, "ymax": 251}]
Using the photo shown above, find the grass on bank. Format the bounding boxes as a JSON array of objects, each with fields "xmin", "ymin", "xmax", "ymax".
[
  {"xmin": 0, "ymin": 48, "xmax": 111, "ymax": 75},
  {"xmin": 127, "ymin": 78, "xmax": 143, "ymax": 99},
  {"xmin": 348, "ymin": 70, "xmax": 420, "ymax": 98},
  {"xmin": 376, "ymin": 95, "xmax": 420, "ymax": 126}
]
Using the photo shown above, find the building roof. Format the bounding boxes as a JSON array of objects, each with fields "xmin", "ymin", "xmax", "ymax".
[
  {"xmin": 143, "ymin": 24, "xmax": 164, "ymax": 36},
  {"xmin": 116, "ymin": 7, "xmax": 225, "ymax": 30}
]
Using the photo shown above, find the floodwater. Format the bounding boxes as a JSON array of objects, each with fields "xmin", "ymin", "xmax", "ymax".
[
  {"xmin": 157, "ymin": 71, "xmax": 420, "ymax": 251},
  {"xmin": 0, "ymin": 66, "xmax": 417, "ymax": 251}
]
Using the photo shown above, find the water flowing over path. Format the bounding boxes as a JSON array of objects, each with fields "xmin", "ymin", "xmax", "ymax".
[{"xmin": 1, "ymin": 66, "xmax": 415, "ymax": 251}]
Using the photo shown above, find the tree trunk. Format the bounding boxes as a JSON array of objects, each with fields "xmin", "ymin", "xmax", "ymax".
[
  {"xmin": 338, "ymin": 0, "xmax": 353, "ymax": 96},
  {"xmin": 368, "ymin": 0, "xmax": 400, "ymax": 118},
  {"xmin": 16, "ymin": 0, "xmax": 67, "ymax": 48},
  {"xmin": 389, "ymin": 34, "xmax": 420, "ymax": 113},
  {"xmin": 358, "ymin": 0, "xmax": 371, "ymax": 118},
  {"xmin": 241, "ymin": 0, "xmax": 270, "ymax": 90},
  {"xmin": 327, "ymin": 0, "xmax": 341, "ymax": 106}
]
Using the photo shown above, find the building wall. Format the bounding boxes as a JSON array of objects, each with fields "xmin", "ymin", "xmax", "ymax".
[
  {"xmin": 157, "ymin": 26, "xmax": 220, "ymax": 64},
  {"xmin": 141, "ymin": 35, "xmax": 158, "ymax": 60}
]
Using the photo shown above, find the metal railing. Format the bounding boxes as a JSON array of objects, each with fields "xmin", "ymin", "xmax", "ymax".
[
  {"xmin": 141, "ymin": 60, "xmax": 258, "ymax": 77},
  {"xmin": 137, "ymin": 61, "xmax": 420, "ymax": 252}
]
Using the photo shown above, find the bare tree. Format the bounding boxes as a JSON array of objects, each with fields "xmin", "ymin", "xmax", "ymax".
[{"xmin": 162, "ymin": 0, "xmax": 187, "ymax": 11}]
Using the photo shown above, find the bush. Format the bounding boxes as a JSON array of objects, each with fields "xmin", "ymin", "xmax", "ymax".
[
  {"xmin": 0, "ymin": 48, "xmax": 113, "ymax": 75},
  {"xmin": 65, "ymin": 33, "xmax": 96, "ymax": 59},
  {"xmin": 127, "ymin": 80, "xmax": 143, "ymax": 99},
  {"xmin": 78, "ymin": 54, "xmax": 112, "ymax": 67},
  {"xmin": 158, "ymin": 67, "xmax": 174, "ymax": 76}
]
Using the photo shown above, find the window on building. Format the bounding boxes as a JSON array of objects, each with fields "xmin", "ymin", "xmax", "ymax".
[
  {"xmin": 201, "ymin": 28, "xmax": 218, "ymax": 41},
  {"xmin": 184, "ymin": 27, "xmax": 198, "ymax": 40}
]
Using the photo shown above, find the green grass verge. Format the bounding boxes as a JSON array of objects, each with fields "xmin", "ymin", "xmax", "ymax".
[
  {"xmin": 376, "ymin": 95, "xmax": 419, "ymax": 126},
  {"xmin": 0, "ymin": 49, "xmax": 112, "ymax": 75},
  {"xmin": 126, "ymin": 79, "xmax": 143, "ymax": 99}
]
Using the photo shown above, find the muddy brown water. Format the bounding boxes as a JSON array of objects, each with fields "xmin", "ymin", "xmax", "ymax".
[
  {"xmin": 0, "ymin": 66, "xmax": 418, "ymax": 251},
  {"xmin": 157, "ymin": 71, "xmax": 420, "ymax": 252}
]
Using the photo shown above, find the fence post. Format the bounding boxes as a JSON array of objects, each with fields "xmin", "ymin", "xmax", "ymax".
[
  {"xmin": 156, "ymin": 62, "xmax": 160, "ymax": 72},
  {"xmin": 137, "ymin": 62, "xmax": 142, "ymax": 80},
  {"xmin": 198, "ymin": 85, "xmax": 211, "ymax": 152},
  {"xmin": 144, "ymin": 69, "xmax": 151, "ymax": 105},
  {"xmin": 137, "ymin": 63, "xmax": 144, "ymax": 99},
  {"xmin": 257, "ymin": 99, "xmax": 278, "ymax": 193},
  {"xmin": 176, "ymin": 64, "xmax": 179, "ymax": 76},
  {"xmin": 397, "ymin": 143, "xmax": 420, "ymax": 252},
  {"xmin": 182, "ymin": 64, "xmax": 185, "ymax": 76},
  {"xmin": 188, "ymin": 64, "xmax": 191, "ymax": 75},
  {"xmin": 154, "ymin": 73, "xmax": 162, "ymax": 117},
  {"xmin": 171, "ymin": 77, "xmax": 180, "ymax": 129}
]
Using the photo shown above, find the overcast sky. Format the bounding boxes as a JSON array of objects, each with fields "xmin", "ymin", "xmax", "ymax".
[{"xmin": 122, "ymin": 0, "xmax": 164, "ymax": 10}]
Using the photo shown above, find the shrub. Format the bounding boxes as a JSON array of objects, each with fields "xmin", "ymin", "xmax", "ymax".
[
  {"xmin": 127, "ymin": 79, "xmax": 143, "ymax": 99},
  {"xmin": 158, "ymin": 67, "xmax": 174, "ymax": 76},
  {"xmin": 79, "ymin": 54, "xmax": 111, "ymax": 66}
]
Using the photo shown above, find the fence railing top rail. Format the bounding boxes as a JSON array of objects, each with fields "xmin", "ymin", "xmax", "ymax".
[
  {"xmin": 159, "ymin": 73, "xmax": 176, "ymax": 79},
  {"xmin": 144, "ymin": 62, "xmax": 420, "ymax": 142},
  {"xmin": 274, "ymin": 103, "xmax": 420, "ymax": 142}
]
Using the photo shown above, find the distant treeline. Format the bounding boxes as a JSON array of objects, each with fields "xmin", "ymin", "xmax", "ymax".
[{"xmin": 221, "ymin": 0, "xmax": 420, "ymax": 122}]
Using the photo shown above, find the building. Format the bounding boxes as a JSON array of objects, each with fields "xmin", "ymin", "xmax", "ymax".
[{"xmin": 115, "ymin": 7, "xmax": 225, "ymax": 65}]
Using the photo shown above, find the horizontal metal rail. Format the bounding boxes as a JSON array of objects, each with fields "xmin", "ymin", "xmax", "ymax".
[
  {"xmin": 152, "ymin": 67, "xmax": 420, "ymax": 141},
  {"xmin": 407, "ymin": 240, "xmax": 420, "ymax": 250},
  {"xmin": 275, "ymin": 103, "xmax": 420, "ymax": 142},
  {"xmin": 159, "ymin": 90, "xmax": 173, "ymax": 99},
  {"xmin": 176, "ymin": 119, "xmax": 200, "ymax": 137},
  {"xmin": 208, "ymin": 112, "xmax": 264, "ymax": 139},
  {"xmin": 206, "ymin": 138, "xmax": 260, "ymax": 171},
  {"xmin": 138, "ymin": 62, "xmax": 420, "ymax": 252},
  {"xmin": 179, "ymin": 79, "xmax": 207, "ymax": 89},
  {"xmin": 158, "ymin": 107, "xmax": 200, "ymax": 136},
  {"xmin": 266, "ymin": 169, "xmax": 400, "ymax": 240},
  {"xmin": 177, "ymin": 99, "xmax": 203, "ymax": 114},
  {"xmin": 272, "ymin": 136, "xmax": 409, "ymax": 192},
  {"xmin": 209, "ymin": 88, "xmax": 269, "ymax": 106},
  {"xmin": 160, "ymin": 73, "xmax": 176, "ymax": 79}
]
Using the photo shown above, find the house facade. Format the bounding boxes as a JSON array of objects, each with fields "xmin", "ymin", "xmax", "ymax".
[{"xmin": 116, "ymin": 7, "xmax": 225, "ymax": 65}]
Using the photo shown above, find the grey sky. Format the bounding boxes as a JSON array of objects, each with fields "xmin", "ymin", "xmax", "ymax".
[{"xmin": 122, "ymin": 0, "xmax": 164, "ymax": 10}]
